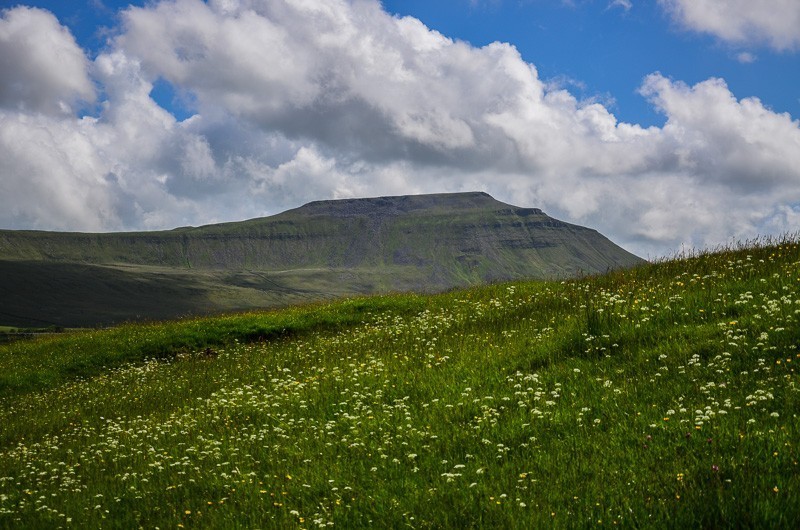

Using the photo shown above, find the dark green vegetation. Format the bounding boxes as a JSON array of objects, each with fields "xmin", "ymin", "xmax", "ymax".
[
  {"xmin": 0, "ymin": 325, "xmax": 65, "ymax": 346},
  {"xmin": 0, "ymin": 192, "xmax": 642, "ymax": 327},
  {"xmin": 1, "ymin": 238, "xmax": 798, "ymax": 528}
]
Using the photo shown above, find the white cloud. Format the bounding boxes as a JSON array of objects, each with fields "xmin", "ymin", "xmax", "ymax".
[
  {"xmin": 608, "ymin": 0, "xmax": 632, "ymax": 12},
  {"xmin": 736, "ymin": 51, "xmax": 757, "ymax": 64},
  {"xmin": 0, "ymin": 7, "xmax": 107, "ymax": 230},
  {"xmin": 626, "ymin": 74, "xmax": 800, "ymax": 251},
  {"xmin": 660, "ymin": 0, "xmax": 800, "ymax": 51},
  {"xmin": 641, "ymin": 74, "xmax": 800, "ymax": 192},
  {"xmin": 0, "ymin": 6, "xmax": 95, "ymax": 114},
  {"xmin": 0, "ymin": 112, "xmax": 113, "ymax": 230},
  {"xmin": 1, "ymin": 0, "xmax": 800, "ymax": 258}
]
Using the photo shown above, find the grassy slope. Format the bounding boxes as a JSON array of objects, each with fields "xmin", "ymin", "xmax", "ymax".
[{"xmin": 0, "ymin": 239, "xmax": 798, "ymax": 527}]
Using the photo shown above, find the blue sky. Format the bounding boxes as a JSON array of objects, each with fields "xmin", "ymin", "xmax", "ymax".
[{"xmin": 1, "ymin": 0, "xmax": 800, "ymax": 256}]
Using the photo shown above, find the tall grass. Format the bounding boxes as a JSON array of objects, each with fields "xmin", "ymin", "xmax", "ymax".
[{"xmin": 1, "ymin": 238, "xmax": 799, "ymax": 528}]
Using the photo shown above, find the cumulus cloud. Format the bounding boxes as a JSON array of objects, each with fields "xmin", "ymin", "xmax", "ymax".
[
  {"xmin": 660, "ymin": 0, "xmax": 800, "ymax": 51},
  {"xmin": 0, "ymin": 112, "xmax": 113, "ymax": 230},
  {"xmin": 117, "ymin": 0, "xmax": 496, "ymax": 164},
  {"xmin": 619, "ymin": 74, "xmax": 800, "ymax": 250},
  {"xmin": 1, "ymin": 0, "xmax": 799, "ymax": 258},
  {"xmin": 641, "ymin": 74, "xmax": 800, "ymax": 191},
  {"xmin": 0, "ymin": 6, "xmax": 95, "ymax": 114},
  {"xmin": 0, "ymin": 7, "xmax": 106, "ymax": 230},
  {"xmin": 117, "ymin": 0, "xmax": 666, "ymax": 177}
]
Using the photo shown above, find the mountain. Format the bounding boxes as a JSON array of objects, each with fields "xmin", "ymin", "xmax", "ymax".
[{"xmin": 0, "ymin": 192, "xmax": 643, "ymax": 327}]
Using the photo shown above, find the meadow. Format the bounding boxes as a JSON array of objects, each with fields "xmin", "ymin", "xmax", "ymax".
[{"xmin": 0, "ymin": 238, "xmax": 798, "ymax": 528}]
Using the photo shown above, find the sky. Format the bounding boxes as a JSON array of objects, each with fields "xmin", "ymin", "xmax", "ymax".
[{"xmin": 1, "ymin": 0, "xmax": 799, "ymax": 258}]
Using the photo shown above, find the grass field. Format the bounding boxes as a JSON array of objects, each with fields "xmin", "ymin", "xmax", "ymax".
[{"xmin": 1, "ymin": 237, "xmax": 798, "ymax": 528}]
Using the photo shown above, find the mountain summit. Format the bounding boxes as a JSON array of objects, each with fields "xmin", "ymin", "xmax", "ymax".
[
  {"xmin": 0, "ymin": 192, "xmax": 643, "ymax": 326},
  {"xmin": 293, "ymin": 191, "xmax": 519, "ymax": 217}
]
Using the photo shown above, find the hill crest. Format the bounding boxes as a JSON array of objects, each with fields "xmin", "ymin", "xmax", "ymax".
[{"xmin": 287, "ymin": 191, "xmax": 543, "ymax": 218}]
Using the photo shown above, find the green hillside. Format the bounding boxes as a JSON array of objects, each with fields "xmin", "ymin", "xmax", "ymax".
[
  {"xmin": 0, "ymin": 237, "xmax": 798, "ymax": 527},
  {"xmin": 0, "ymin": 192, "xmax": 642, "ymax": 327}
]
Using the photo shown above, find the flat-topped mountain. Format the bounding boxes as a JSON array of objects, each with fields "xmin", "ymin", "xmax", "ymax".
[
  {"xmin": 291, "ymin": 191, "xmax": 537, "ymax": 217},
  {"xmin": 0, "ymin": 192, "xmax": 643, "ymax": 327}
]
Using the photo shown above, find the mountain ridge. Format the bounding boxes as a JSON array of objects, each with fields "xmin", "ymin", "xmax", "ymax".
[
  {"xmin": 286, "ymin": 191, "xmax": 543, "ymax": 217},
  {"xmin": 0, "ymin": 192, "xmax": 643, "ymax": 326}
]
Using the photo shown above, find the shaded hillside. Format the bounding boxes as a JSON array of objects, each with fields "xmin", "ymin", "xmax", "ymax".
[{"xmin": 0, "ymin": 192, "xmax": 643, "ymax": 326}]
